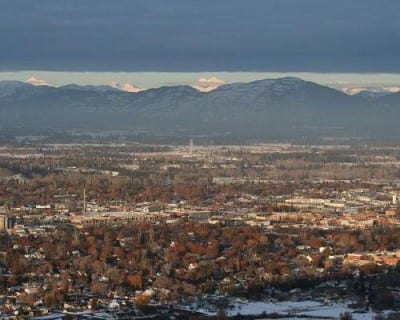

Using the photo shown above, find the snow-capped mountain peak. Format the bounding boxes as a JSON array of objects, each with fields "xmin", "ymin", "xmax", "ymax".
[{"xmin": 110, "ymin": 81, "xmax": 144, "ymax": 93}]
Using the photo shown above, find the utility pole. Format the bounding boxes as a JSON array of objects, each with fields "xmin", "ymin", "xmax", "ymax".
[
  {"xmin": 83, "ymin": 188, "xmax": 86, "ymax": 215},
  {"xmin": 189, "ymin": 138, "xmax": 193, "ymax": 156}
]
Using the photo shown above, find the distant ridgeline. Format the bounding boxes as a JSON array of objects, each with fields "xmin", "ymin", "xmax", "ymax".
[{"xmin": 0, "ymin": 77, "xmax": 400, "ymax": 140}]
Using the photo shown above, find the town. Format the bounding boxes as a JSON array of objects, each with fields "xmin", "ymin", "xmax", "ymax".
[{"xmin": 1, "ymin": 142, "xmax": 400, "ymax": 319}]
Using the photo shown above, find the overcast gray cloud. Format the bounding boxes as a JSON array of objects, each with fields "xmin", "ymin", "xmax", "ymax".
[{"xmin": 0, "ymin": 0, "xmax": 399, "ymax": 72}]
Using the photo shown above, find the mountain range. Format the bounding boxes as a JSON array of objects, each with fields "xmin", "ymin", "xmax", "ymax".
[{"xmin": 0, "ymin": 77, "xmax": 399, "ymax": 140}]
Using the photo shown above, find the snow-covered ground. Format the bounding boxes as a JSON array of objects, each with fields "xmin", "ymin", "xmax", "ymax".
[{"xmin": 186, "ymin": 299, "xmax": 391, "ymax": 319}]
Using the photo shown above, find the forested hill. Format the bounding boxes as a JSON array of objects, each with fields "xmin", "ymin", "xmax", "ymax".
[{"xmin": 1, "ymin": 77, "xmax": 400, "ymax": 140}]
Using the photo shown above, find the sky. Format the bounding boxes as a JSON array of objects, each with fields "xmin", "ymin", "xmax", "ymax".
[{"xmin": 0, "ymin": 0, "xmax": 399, "ymax": 90}]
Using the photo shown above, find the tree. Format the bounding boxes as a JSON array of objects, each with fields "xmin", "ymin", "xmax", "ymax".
[{"xmin": 340, "ymin": 312, "xmax": 353, "ymax": 320}]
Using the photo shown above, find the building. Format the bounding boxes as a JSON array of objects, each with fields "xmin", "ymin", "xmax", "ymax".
[{"xmin": 0, "ymin": 215, "xmax": 16, "ymax": 230}]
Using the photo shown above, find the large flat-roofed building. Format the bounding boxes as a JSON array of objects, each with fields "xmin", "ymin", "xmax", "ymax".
[{"xmin": 0, "ymin": 215, "xmax": 16, "ymax": 230}]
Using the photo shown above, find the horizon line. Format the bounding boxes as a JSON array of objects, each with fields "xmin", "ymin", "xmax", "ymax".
[{"xmin": 1, "ymin": 71, "xmax": 400, "ymax": 94}]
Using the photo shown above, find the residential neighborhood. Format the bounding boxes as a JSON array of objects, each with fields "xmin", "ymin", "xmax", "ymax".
[{"xmin": 1, "ymin": 143, "xmax": 400, "ymax": 318}]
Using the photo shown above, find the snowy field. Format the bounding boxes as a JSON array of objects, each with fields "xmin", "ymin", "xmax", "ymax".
[{"xmin": 185, "ymin": 299, "xmax": 391, "ymax": 319}]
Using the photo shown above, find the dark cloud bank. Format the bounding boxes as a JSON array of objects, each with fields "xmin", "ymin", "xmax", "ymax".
[{"xmin": 0, "ymin": 0, "xmax": 399, "ymax": 72}]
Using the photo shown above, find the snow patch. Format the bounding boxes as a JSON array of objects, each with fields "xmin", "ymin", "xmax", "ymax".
[
  {"xmin": 26, "ymin": 77, "xmax": 53, "ymax": 87},
  {"xmin": 110, "ymin": 81, "xmax": 144, "ymax": 93},
  {"xmin": 192, "ymin": 77, "xmax": 225, "ymax": 92}
]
